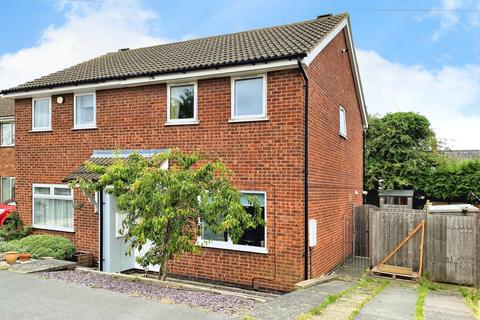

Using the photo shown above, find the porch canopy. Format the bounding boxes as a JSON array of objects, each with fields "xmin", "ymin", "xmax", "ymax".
[{"xmin": 63, "ymin": 149, "xmax": 168, "ymax": 182}]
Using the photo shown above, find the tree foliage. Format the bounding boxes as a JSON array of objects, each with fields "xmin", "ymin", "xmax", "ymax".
[
  {"xmin": 365, "ymin": 112, "xmax": 440, "ymax": 192},
  {"xmin": 424, "ymin": 159, "xmax": 480, "ymax": 203},
  {"xmin": 70, "ymin": 150, "xmax": 262, "ymax": 280}
]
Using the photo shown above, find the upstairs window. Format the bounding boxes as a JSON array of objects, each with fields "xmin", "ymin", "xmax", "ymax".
[
  {"xmin": 339, "ymin": 106, "xmax": 347, "ymax": 138},
  {"xmin": 74, "ymin": 93, "xmax": 96, "ymax": 129},
  {"xmin": 0, "ymin": 122, "xmax": 14, "ymax": 146},
  {"xmin": 167, "ymin": 83, "xmax": 197, "ymax": 124},
  {"xmin": 32, "ymin": 98, "xmax": 51, "ymax": 131},
  {"xmin": 1, "ymin": 177, "xmax": 15, "ymax": 202},
  {"xmin": 199, "ymin": 191, "xmax": 267, "ymax": 254},
  {"xmin": 231, "ymin": 75, "xmax": 267, "ymax": 121}
]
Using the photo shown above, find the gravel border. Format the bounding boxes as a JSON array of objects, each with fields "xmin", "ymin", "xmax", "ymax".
[{"xmin": 37, "ymin": 270, "xmax": 257, "ymax": 315}]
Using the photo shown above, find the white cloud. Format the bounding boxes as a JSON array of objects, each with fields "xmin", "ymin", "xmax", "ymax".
[
  {"xmin": 357, "ymin": 49, "xmax": 480, "ymax": 150},
  {"xmin": 429, "ymin": 0, "xmax": 480, "ymax": 41},
  {"xmin": 0, "ymin": 0, "xmax": 169, "ymax": 90}
]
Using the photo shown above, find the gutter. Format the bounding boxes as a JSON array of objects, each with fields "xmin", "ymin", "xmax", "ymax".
[{"xmin": 297, "ymin": 60, "xmax": 309, "ymax": 280}]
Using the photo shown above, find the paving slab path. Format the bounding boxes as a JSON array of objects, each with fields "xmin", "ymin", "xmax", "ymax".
[
  {"xmin": 425, "ymin": 290, "xmax": 476, "ymax": 320},
  {"xmin": 355, "ymin": 283, "xmax": 418, "ymax": 320},
  {"xmin": 247, "ymin": 280, "xmax": 353, "ymax": 320},
  {"xmin": 0, "ymin": 271, "xmax": 228, "ymax": 320},
  {"xmin": 311, "ymin": 280, "xmax": 388, "ymax": 320}
]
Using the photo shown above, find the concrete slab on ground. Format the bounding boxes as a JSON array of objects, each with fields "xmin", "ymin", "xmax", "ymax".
[
  {"xmin": 9, "ymin": 259, "xmax": 76, "ymax": 273},
  {"xmin": 247, "ymin": 280, "xmax": 353, "ymax": 320},
  {"xmin": 355, "ymin": 283, "xmax": 418, "ymax": 320},
  {"xmin": 425, "ymin": 290, "xmax": 475, "ymax": 320},
  {"xmin": 0, "ymin": 271, "xmax": 228, "ymax": 320}
]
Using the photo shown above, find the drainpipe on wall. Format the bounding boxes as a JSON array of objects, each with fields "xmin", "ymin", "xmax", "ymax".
[
  {"xmin": 297, "ymin": 60, "xmax": 309, "ymax": 280},
  {"xmin": 99, "ymin": 190, "xmax": 104, "ymax": 271}
]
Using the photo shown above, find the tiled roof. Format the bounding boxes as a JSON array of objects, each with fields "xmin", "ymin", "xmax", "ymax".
[
  {"xmin": 0, "ymin": 98, "xmax": 14, "ymax": 118},
  {"xmin": 63, "ymin": 157, "xmax": 115, "ymax": 182},
  {"xmin": 444, "ymin": 150, "xmax": 480, "ymax": 161},
  {"xmin": 2, "ymin": 13, "xmax": 347, "ymax": 94}
]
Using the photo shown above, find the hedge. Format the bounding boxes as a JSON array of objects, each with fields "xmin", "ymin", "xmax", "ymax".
[{"xmin": 0, "ymin": 235, "xmax": 75, "ymax": 260}]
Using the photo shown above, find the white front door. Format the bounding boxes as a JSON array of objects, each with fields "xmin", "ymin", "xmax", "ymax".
[{"xmin": 102, "ymin": 192, "xmax": 134, "ymax": 273}]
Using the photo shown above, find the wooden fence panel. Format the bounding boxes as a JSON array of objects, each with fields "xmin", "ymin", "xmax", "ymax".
[
  {"xmin": 368, "ymin": 206, "xmax": 479, "ymax": 286},
  {"xmin": 369, "ymin": 209, "xmax": 426, "ymax": 269},
  {"xmin": 353, "ymin": 205, "xmax": 377, "ymax": 257}
]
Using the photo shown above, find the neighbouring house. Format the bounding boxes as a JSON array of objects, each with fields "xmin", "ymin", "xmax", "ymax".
[
  {"xmin": 0, "ymin": 98, "xmax": 15, "ymax": 203},
  {"xmin": 444, "ymin": 150, "xmax": 480, "ymax": 161},
  {"xmin": 0, "ymin": 13, "xmax": 367, "ymax": 291},
  {"xmin": 379, "ymin": 190, "xmax": 414, "ymax": 209}
]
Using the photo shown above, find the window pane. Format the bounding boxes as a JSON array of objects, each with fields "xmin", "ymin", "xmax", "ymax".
[
  {"xmin": 202, "ymin": 215, "xmax": 228, "ymax": 242},
  {"xmin": 34, "ymin": 187, "xmax": 51, "ymax": 195},
  {"xmin": 1, "ymin": 178, "xmax": 11, "ymax": 201},
  {"xmin": 75, "ymin": 94, "xmax": 95, "ymax": 126},
  {"xmin": 170, "ymin": 85, "xmax": 194, "ymax": 120},
  {"xmin": 54, "ymin": 188, "xmax": 72, "ymax": 196},
  {"xmin": 234, "ymin": 77, "xmax": 264, "ymax": 117},
  {"xmin": 11, "ymin": 178, "xmax": 15, "ymax": 199},
  {"xmin": 237, "ymin": 193, "xmax": 266, "ymax": 247},
  {"xmin": 34, "ymin": 99, "xmax": 50, "ymax": 128},
  {"xmin": 339, "ymin": 108, "xmax": 347, "ymax": 136},
  {"xmin": 1, "ymin": 123, "xmax": 13, "ymax": 146},
  {"xmin": 34, "ymin": 198, "xmax": 73, "ymax": 229}
]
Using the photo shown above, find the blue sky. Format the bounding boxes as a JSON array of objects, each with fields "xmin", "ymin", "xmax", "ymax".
[{"xmin": 0, "ymin": 0, "xmax": 478, "ymax": 148}]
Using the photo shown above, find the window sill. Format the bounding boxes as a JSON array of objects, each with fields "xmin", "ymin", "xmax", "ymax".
[
  {"xmin": 339, "ymin": 133, "xmax": 348, "ymax": 139},
  {"xmin": 32, "ymin": 225, "xmax": 75, "ymax": 233},
  {"xmin": 30, "ymin": 129, "xmax": 52, "ymax": 133},
  {"xmin": 72, "ymin": 126, "xmax": 97, "ymax": 131},
  {"xmin": 228, "ymin": 117, "xmax": 269, "ymax": 124},
  {"xmin": 165, "ymin": 120, "xmax": 200, "ymax": 126},
  {"xmin": 196, "ymin": 239, "xmax": 268, "ymax": 254},
  {"xmin": 0, "ymin": 145, "xmax": 14, "ymax": 148}
]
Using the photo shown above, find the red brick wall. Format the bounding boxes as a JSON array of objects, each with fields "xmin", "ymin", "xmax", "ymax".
[
  {"xmin": 306, "ymin": 29, "xmax": 365, "ymax": 278},
  {"xmin": 15, "ymin": 69, "xmax": 306, "ymax": 291},
  {"xmin": 0, "ymin": 146, "xmax": 15, "ymax": 179},
  {"xmin": 0, "ymin": 143, "xmax": 15, "ymax": 202}
]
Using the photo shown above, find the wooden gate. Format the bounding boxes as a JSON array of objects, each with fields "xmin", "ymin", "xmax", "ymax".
[{"xmin": 368, "ymin": 207, "xmax": 479, "ymax": 286}]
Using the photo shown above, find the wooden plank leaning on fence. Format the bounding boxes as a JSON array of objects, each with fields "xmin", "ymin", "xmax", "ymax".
[{"xmin": 374, "ymin": 220, "xmax": 425, "ymax": 279}]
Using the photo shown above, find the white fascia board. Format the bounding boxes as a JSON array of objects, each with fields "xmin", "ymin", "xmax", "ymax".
[
  {"xmin": 301, "ymin": 17, "xmax": 368, "ymax": 128},
  {"xmin": 2, "ymin": 59, "xmax": 298, "ymax": 99}
]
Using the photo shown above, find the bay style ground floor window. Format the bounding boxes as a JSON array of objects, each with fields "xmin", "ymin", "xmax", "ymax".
[
  {"xmin": 1, "ymin": 177, "xmax": 15, "ymax": 202},
  {"xmin": 198, "ymin": 191, "xmax": 267, "ymax": 254},
  {"xmin": 32, "ymin": 184, "xmax": 74, "ymax": 232}
]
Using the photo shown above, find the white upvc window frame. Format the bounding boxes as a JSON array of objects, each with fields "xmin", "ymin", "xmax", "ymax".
[
  {"xmin": 0, "ymin": 119, "xmax": 15, "ymax": 147},
  {"xmin": 32, "ymin": 183, "xmax": 74, "ymax": 233},
  {"xmin": 197, "ymin": 190, "xmax": 268, "ymax": 254},
  {"xmin": 32, "ymin": 97, "xmax": 52, "ymax": 132},
  {"xmin": 230, "ymin": 74, "xmax": 268, "ymax": 122},
  {"xmin": 166, "ymin": 82, "xmax": 198, "ymax": 125},
  {"xmin": 73, "ymin": 92, "xmax": 97, "ymax": 129},
  {"xmin": 339, "ymin": 106, "xmax": 347, "ymax": 138},
  {"xmin": 1, "ymin": 177, "xmax": 15, "ymax": 202}
]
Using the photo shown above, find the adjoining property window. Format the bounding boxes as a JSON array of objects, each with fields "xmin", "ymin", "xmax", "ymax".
[
  {"xmin": 339, "ymin": 106, "xmax": 347, "ymax": 137},
  {"xmin": 1, "ymin": 177, "xmax": 15, "ymax": 202},
  {"xmin": 32, "ymin": 98, "xmax": 51, "ymax": 131},
  {"xmin": 167, "ymin": 83, "xmax": 197, "ymax": 124},
  {"xmin": 200, "ymin": 191, "xmax": 267, "ymax": 254},
  {"xmin": 0, "ymin": 121, "xmax": 14, "ymax": 146},
  {"xmin": 74, "ymin": 93, "xmax": 96, "ymax": 129},
  {"xmin": 32, "ymin": 184, "xmax": 74, "ymax": 232},
  {"xmin": 231, "ymin": 75, "xmax": 267, "ymax": 121}
]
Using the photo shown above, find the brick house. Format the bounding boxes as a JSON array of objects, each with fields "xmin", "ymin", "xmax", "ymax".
[
  {"xmin": 1, "ymin": 13, "xmax": 367, "ymax": 291},
  {"xmin": 0, "ymin": 98, "xmax": 15, "ymax": 202}
]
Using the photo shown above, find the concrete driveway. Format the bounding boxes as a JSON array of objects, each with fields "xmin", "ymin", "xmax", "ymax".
[{"xmin": 0, "ymin": 271, "xmax": 228, "ymax": 320}]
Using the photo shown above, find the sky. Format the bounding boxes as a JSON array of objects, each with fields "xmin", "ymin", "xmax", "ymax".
[{"xmin": 0, "ymin": 0, "xmax": 479, "ymax": 149}]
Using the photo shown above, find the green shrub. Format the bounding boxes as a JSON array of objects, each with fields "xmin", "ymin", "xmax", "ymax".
[
  {"xmin": 0, "ymin": 211, "xmax": 32, "ymax": 241},
  {"xmin": 0, "ymin": 235, "xmax": 75, "ymax": 260}
]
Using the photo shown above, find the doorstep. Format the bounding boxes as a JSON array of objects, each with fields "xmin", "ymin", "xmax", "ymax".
[{"xmin": 7, "ymin": 259, "xmax": 77, "ymax": 273}]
